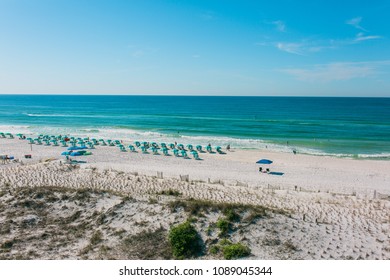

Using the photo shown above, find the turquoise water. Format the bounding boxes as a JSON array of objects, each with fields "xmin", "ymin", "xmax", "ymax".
[{"xmin": 0, "ymin": 95, "xmax": 389, "ymax": 159}]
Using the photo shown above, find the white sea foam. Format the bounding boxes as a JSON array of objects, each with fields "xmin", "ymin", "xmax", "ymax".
[{"xmin": 1, "ymin": 124, "xmax": 388, "ymax": 159}]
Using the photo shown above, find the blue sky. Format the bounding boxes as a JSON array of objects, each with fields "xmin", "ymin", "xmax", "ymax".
[{"xmin": 0, "ymin": 0, "xmax": 389, "ymax": 96}]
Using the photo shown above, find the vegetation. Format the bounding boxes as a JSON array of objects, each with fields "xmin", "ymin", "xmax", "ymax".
[
  {"xmin": 209, "ymin": 239, "xmax": 251, "ymax": 260},
  {"xmin": 158, "ymin": 189, "xmax": 182, "ymax": 196},
  {"xmin": 216, "ymin": 218, "xmax": 230, "ymax": 236},
  {"xmin": 120, "ymin": 228, "xmax": 172, "ymax": 260},
  {"xmin": 222, "ymin": 242, "xmax": 251, "ymax": 260},
  {"xmin": 168, "ymin": 221, "xmax": 202, "ymax": 259}
]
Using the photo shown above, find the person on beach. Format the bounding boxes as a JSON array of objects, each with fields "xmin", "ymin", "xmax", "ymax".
[{"xmin": 226, "ymin": 144, "xmax": 230, "ymax": 151}]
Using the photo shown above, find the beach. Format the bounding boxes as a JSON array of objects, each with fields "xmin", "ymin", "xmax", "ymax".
[{"xmin": 1, "ymin": 135, "xmax": 389, "ymax": 260}]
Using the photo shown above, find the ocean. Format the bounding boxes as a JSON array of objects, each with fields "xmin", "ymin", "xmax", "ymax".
[{"xmin": 0, "ymin": 95, "xmax": 389, "ymax": 159}]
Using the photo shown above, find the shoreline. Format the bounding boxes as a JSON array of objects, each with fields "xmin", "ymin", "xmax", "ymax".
[{"xmin": 1, "ymin": 125, "xmax": 389, "ymax": 160}]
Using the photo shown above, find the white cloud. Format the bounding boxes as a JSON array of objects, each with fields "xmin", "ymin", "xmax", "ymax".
[
  {"xmin": 276, "ymin": 42, "xmax": 304, "ymax": 55},
  {"xmin": 346, "ymin": 17, "xmax": 367, "ymax": 31},
  {"xmin": 355, "ymin": 33, "xmax": 382, "ymax": 41},
  {"xmin": 280, "ymin": 61, "xmax": 390, "ymax": 82},
  {"xmin": 272, "ymin": 20, "xmax": 286, "ymax": 32}
]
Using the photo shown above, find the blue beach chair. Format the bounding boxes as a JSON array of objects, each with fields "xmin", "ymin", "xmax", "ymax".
[
  {"xmin": 128, "ymin": 145, "xmax": 136, "ymax": 152},
  {"xmin": 181, "ymin": 150, "xmax": 188, "ymax": 158}
]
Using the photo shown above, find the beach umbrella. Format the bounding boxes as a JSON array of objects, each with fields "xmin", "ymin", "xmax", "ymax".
[
  {"xmin": 256, "ymin": 159, "xmax": 273, "ymax": 164},
  {"xmin": 61, "ymin": 151, "xmax": 70, "ymax": 155}
]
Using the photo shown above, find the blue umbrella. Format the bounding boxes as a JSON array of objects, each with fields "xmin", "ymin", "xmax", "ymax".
[{"xmin": 256, "ymin": 159, "xmax": 273, "ymax": 164}]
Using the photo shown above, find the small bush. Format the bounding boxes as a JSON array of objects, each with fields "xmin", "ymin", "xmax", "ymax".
[
  {"xmin": 209, "ymin": 245, "xmax": 220, "ymax": 254},
  {"xmin": 90, "ymin": 230, "xmax": 103, "ymax": 245},
  {"xmin": 222, "ymin": 243, "xmax": 251, "ymax": 260},
  {"xmin": 216, "ymin": 218, "xmax": 230, "ymax": 236},
  {"xmin": 168, "ymin": 222, "xmax": 202, "ymax": 259},
  {"xmin": 159, "ymin": 189, "xmax": 182, "ymax": 196},
  {"xmin": 223, "ymin": 208, "xmax": 240, "ymax": 222}
]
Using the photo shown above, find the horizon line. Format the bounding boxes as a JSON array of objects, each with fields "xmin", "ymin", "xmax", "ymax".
[{"xmin": 0, "ymin": 93, "xmax": 389, "ymax": 98}]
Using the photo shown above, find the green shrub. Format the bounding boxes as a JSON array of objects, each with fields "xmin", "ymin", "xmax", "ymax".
[
  {"xmin": 159, "ymin": 189, "xmax": 182, "ymax": 196},
  {"xmin": 209, "ymin": 245, "xmax": 220, "ymax": 254},
  {"xmin": 216, "ymin": 218, "xmax": 230, "ymax": 236},
  {"xmin": 223, "ymin": 208, "xmax": 240, "ymax": 222},
  {"xmin": 168, "ymin": 222, "xmax": 202, "ymax": 259},
  {"xmin": 222, "ymin": 243, "xmax": 251, "ymax": 260}
]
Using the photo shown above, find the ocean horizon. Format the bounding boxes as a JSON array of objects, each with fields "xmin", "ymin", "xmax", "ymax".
[{"xmin": 1, "ymin": 94, "xmax": 389, "ymax": 159}]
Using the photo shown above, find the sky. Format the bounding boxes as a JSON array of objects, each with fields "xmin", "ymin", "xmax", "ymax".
[{"xmin": 0, "ymin": 0, "xmax": 389, "ymax": 96}]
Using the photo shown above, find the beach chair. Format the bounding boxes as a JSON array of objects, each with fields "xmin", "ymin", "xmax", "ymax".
[
  {"xmin": 206, "ymin": 145, "xmax": 212, "ymax": 153},
  {"xmin": 162, "ymin": 148, "xmax": 169, "ymax": 156},
  {"xmin": 35, "ymin": 138, "xmax": 42, "ymax": 145},
  {"xmin": 196, "ymin": 145, "xmax": 203, "ymax": 152},
  {"xmin": 135, "ymin": 141, "xmax": 141, "ymax": 147},
  {"xmin": 87, "ymin": 142, "xmax": 95, "ymax": 149},
  {"xmin": 53, "ymin": 141, "xmax": 59, "ymax": 146},
  {"xmin": 152, "ymin": 147, "xmax": 159, "ymax": 155},
  {"xmin": 141, "ymin": 146, "xmax": 149, "ymax": 154},
  {"xmin": 216, "ymin": 146, "xmax": 223, "ymax": 153},
  {"xmin": 61, "ymin": 140, "xmax": 68, "ymax": 147},
  {"xmin": 173, "ymin": 149, "xmax": 179, "ymax": 157},
  {"xmin": 119, "ymin": 145, "xmax": 126, "ymax": 152},
  {"xmin": 181, "ymin": 150, "xmax": 188, "ymax": 158},
  {"xmin": 128, "ymin": 145, "xmax": 136, "ymax": 152},
  {"xmin": 169, "ymin": 143, "xmax": 175, "ymax": 149},
  {"xmin": 27, "ymin": 138, "xmax": 34, "ymax": 144},
  {"xmin": 192, "ymin": 151, "xmax": 200, "ymax": 160},
  {"xmin": 6, "ymin": 133, "xmax": 14, "ymax": 139},
  {"xmin": 0, "ymin": 132, "xmax": 5, "ymax": 138},
  {"xmin": 187, "ymin": 144, "xmax": 194, "ymax": 151},
  {"xmin": 160, "ymin": 143, "xmax": 167, "ymax": 149},
  {"xmin": 142, "ymin": 142, "xmax": 149, "ymax": 149}
]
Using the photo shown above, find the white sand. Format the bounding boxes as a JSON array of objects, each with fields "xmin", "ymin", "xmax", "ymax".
[
  {"xmin": 1, "ymin": 137, "xmax": 389, "ymax": 195},
  {"xmin": 1, "ymin": 137, "xmax": 390, "ymax": 259}
]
